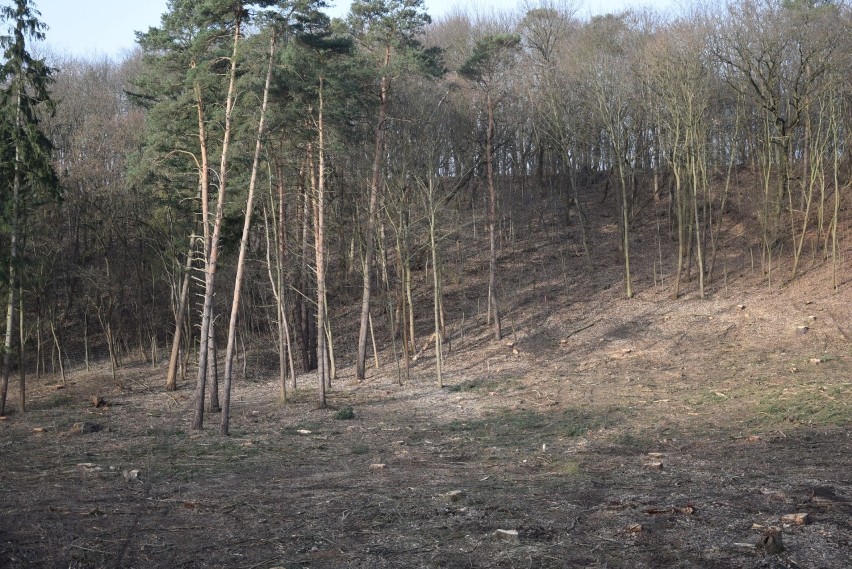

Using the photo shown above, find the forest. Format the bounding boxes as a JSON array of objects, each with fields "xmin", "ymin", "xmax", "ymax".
[
  {"xmin": 2, "ymin": 0, "xmax": 852, "ymax": 567},
  {"xmin": 0, "ymin": 0, "xmax": 850, "ymax": 424}
]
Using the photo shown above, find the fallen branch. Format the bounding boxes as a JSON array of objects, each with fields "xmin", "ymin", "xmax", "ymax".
[
  {"xmin": 412, "ymin": 333, "xmax": 438, "ymax": 361},
  {"xmin": 561, "ymin": 320, "xmax": 599, "ymax": 342}
]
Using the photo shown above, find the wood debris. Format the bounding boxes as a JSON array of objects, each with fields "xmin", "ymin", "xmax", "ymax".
[
  {"xmin": 493, "ymin": 529, "xmax": 520, "ymax": 543},
  {"xmin": 757, "ymin": 528, "xmax": 784, "ymax": 554},
  {"xmin": 644, "ymin": 505, "xmax": 694, "ymax": 515},
  {"xmin": 781, "ymin": 513, "xmax": 810, "ymax": 526}
]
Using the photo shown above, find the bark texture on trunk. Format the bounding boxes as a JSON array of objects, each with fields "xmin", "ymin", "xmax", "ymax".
[{"xmin": 356, "ymin": 45, "xmax": 392, "ymax": 380}]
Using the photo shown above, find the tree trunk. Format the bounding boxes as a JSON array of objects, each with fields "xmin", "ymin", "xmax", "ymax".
[
  {"xmin": 50, "ymin": 320, "xmax": 65, "ymax": 386},
  {"xmin": 356, "ymin": 45, "xmax": 392, "ymax": 380},
  {"xmin": 486, "ymin": 92, "xmax": 502, "ymax": 340},
  {"xmin": 426, "ymin": 177, "xmax": 444, "ymax": 387},
  {"xmin": 298, "ymin": 164, "xmax": 314, "ymax": 374},
  {"xmin": 17, "ymin": 286, "xmax": 25, "ymax": 413},
  {"xmin": 264, "ymin": 199, "xmax": 295, "ymax": 401},
  {"xmin": 193, "ymin": 13, "xmax": 241, "ymax": 431},
  {"xmin": 275, "ymin": 160, "xmax": 297, "ymax": 391},
  {"xmin": 166, "ymin": 237, "xmax": 194, "ymax": 391},
  {"xmin": 0, "ymin": 87, "xmax": 23, "ymax": 416},
  {"xmin": 208, "ymin": 320, "xmax": 220, "ymax": 412},
  {"xmin": 617, "ymin": 156, "xmax": 633, "ymax": 299},
  {"xmin": 313, "ymin": 78, "xmax": 328, "ymax": 407},
  {"xmin": 221, "ymin": 30, "xmax": 274, "ymax": 435}
]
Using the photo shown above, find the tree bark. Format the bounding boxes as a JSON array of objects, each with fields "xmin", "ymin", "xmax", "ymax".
[
  {"xmin": 193, "ymin": 12, "xmax": 241, "ymax": 431},
  {"xmin": 166, "ymin": 237, "xmax": 194, "ymax": 391},
  {"xmin": 486, "ymin": 92, "xmax": 502, "ymax": 340},
  {"xmin": 0, "ymin": 85, "xmax": 23, "ymax": 416},
  {"xmin": 221, "ymin": 30, "xmax": 274, "ymax": 435},
  {"xmin": 315, "ymin": 77, "xmax": 329, "ymax": 405},
  {"xmin": 356, "ymin": 45, "xmax": 392, "ymax": 380}
]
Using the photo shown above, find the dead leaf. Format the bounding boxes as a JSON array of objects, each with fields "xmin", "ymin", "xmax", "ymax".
[
  {"xmin": 183, "ymin": 501, "xmax": 198, "ymax": 510},
  {"xmin": 33, "ymin": 427, "xmax": 46, "ymax": 433},
  {"xmin": 627, "ymin": 523, "xmax": 643, "ymax": 533}
]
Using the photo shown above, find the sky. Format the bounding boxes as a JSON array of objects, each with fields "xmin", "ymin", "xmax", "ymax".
[{"xmin": 30, "ymin": 0, "xmax": 678, "ymax": 59}]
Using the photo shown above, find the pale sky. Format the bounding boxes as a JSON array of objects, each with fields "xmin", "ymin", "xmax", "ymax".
[{"xmin": 30, "ymin": 0, "xmax": 678, "ymax": 59}]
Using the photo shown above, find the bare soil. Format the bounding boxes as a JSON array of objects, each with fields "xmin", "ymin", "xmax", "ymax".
[{"xmin": 2, "ymin": 202, "xmax": 852, "ymax": 568}]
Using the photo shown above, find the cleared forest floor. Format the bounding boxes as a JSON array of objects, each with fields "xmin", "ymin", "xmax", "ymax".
[{"xmin": 2, "ymin": 192, "xmax": 852, "ymax": 568}]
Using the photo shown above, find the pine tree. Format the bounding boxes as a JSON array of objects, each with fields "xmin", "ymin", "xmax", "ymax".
[{"xmin": 349, "ymin": 0, "xmax": 432, "ymax": 380}]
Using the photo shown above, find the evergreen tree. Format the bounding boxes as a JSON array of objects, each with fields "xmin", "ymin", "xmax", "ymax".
[
  {"xmin": 460, "ymin": 33, "xmax": 520, "ymax": 340},
  {"xmin": 348, "ymin": 0, "xmax": 432, "ymax": 380},
  {"xmin": 0, "ymin": 0, "xmax": 59, "ymax": 415}
]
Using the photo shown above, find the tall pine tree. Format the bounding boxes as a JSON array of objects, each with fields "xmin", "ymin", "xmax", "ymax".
[{"xmin": 0, "ymin": 0, "xmax": 58, "ymax": 415}]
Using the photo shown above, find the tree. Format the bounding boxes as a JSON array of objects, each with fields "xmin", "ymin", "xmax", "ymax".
[
  {"xmin": 576, "ymin": 13, "xmax": 644, "ymax": 299},
  {"xmin": 644, "ymin": 18, "xmax": 715, "ymax": 298},
  {"xmin": 138, "ymin": 0, "xmax": 278, "ymax": 430},
  {"xmin": 349, "ymin": 0, "xmax": 431, "ymax": 380},
  {"xmin": 220, "ymin": 26, "xmax": 276, "ymax": 434},
  {"xmin": 0, "ymin": 0, "xmax": 58, "ymax": 415},
  {"xmin": 460, "ymin": 33, "xmax": 520, "ymax": 340},
  {"xmin": 714, "ymin": 0, "xmax": 842, "ymax": 273}
]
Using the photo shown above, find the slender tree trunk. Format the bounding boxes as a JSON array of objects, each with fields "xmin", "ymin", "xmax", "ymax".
[
  {"xmin": 324, "ymin": 304, "xmax": 336, "ymax": 385},
  {"xmin": 616, "ymin": 156, "xmax": 633, "ymax": 299},
  {"xmin": 221, "ymin": 30, "xmax": 274, "ymax": 435},
  {"xmin": 50, "ymin": 320, "xmax": 65, "ymax": 386},
  {"xmin": 278, "ymin": 168, "xmax": 296, "ymax": 387},
  {"xmin": 17, "ymin": 286, "xmax": 24, "ymax": 413},
  {"xmin": 405, "ymin": 260, "xmax": 415, "ymax": 353},
  {"xmin": 208, "ymin": 320, "xmax": 220, "ymax": 412},
  {"xmin": 356, "ymin": 45, "xmax": 392, "ymax": 380},
  {"xmin": 369, "ymin": 313, "xmax": 379, "ymax": 369},
  {"xmin": 1, "ymin": 199, "xmax": 19, "ymax": 416},
  {"xmin": 486, "ymin": 92, "xmax": 502, "ymax": 340},
  {"xmin": 427, "ymin": 178, "xmax": 444, "ymax": 387},
  {"xmin": 166, "ymin": 237, "xmax": 194, "ymax": 391},
  {"xmin": 264, "ymin": 200, "xmax": 294, "ymax": 401},
  {"xmin": 0, "ymin": 87, "xmax": 23, "ymax": 416},
  {"xmin": 193, "ymin": 13, "xmax": 241, "ymax": 431},
  {"xmin": 692, "ymin": 153, "xmax": 705, "ymax": 299},
  {"xmin": 274, "ymin": 160, "xmax": 296, "ymax": 391},
  {"xmin": 299, "ymin": 163, "xmax": 314, "ymax": 373},
  {"xmin": 313, "ymin": 77, "xmax": 328, "ymax": 407}
]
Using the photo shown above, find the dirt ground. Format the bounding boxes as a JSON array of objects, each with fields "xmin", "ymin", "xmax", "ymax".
[{"xmin": 2, "ymin": 207, "xmax": 852, "ymax": 568}]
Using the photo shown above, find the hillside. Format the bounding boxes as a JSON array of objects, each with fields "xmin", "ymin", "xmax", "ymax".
[{"xmin": 1, "ymin": 173, "xmax": 851, "ymax": 568}]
